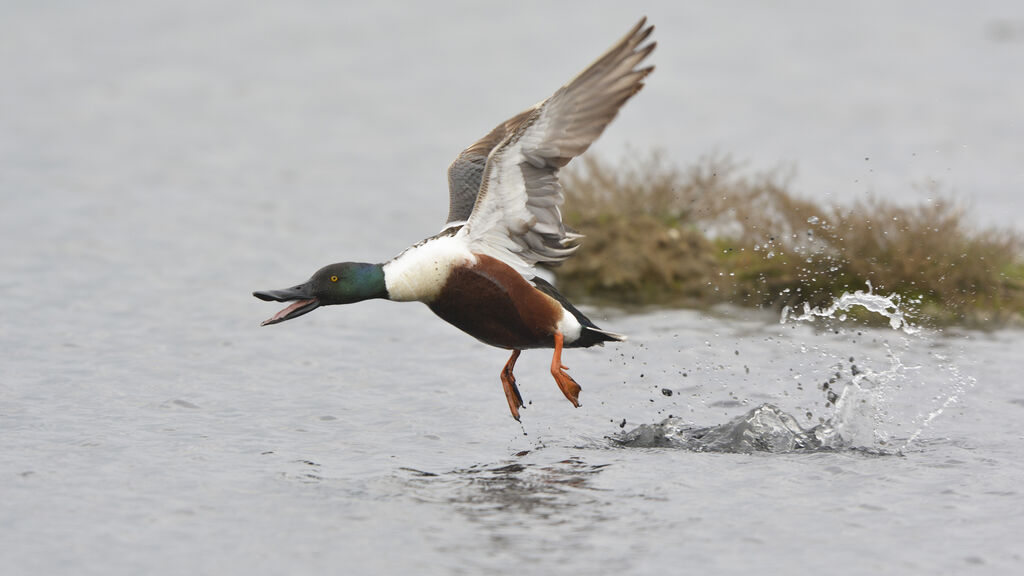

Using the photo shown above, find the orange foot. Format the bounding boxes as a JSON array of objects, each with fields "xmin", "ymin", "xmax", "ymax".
[
  {"xmin": 551, "ymin": 332, "xmax": 581, "ymax": 407},
  {"xmin": 501, "ymin": 349, "xmax": 524, "ymax": 421}
]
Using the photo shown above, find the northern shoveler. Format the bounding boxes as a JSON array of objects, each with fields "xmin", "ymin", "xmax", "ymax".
[{"xmin": 255, "ymin": 18, "xmax": 655, "ymax": 420}]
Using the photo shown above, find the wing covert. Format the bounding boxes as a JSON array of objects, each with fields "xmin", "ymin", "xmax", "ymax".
[{"xmin": 444, "ymin": 108, "xmax": 536, "ymax": 228}]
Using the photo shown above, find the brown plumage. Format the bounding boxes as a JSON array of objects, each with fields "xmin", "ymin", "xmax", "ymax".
[{"xmin": 428, "ymin": 254, "xmax": 563, "ymax": 351}]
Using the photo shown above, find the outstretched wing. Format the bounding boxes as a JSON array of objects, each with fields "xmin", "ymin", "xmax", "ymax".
[{"xmin": 457, "ymin": 18, "xmax": 655, "ymax": 275}]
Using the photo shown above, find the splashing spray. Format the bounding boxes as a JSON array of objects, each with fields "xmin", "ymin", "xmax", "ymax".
[{"xmin": 780, "ymin": 281, "xmax": 919, "ymax": 334}]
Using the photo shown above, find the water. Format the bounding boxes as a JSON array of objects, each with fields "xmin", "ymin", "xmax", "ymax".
[{"xmin": 3, "ymin": 1, "xmax": 1024, "ymax": 574}]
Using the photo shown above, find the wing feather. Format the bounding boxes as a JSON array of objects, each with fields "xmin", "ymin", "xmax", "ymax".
[
  {"xmin": 444, "ymin": 108, "xmax": 535, "ymax": 228},
  {"xmin": 457, "ymin": 18, "xmax": 655, "ymax": 275}
]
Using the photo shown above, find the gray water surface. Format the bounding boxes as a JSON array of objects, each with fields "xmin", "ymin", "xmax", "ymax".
[{"xmin": 3, "ymin": 1, "xmax": 1024, "ymax": 575}]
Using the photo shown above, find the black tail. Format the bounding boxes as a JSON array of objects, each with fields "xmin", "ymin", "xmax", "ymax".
[{"xmin": 530, "ymin": 276, "xmax": 627, "ymax": 348}]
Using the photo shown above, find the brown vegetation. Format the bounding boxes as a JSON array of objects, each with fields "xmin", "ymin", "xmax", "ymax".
[{"xmin": 556, "ymin": 154, "xmax": 1024, "ymax": 327}]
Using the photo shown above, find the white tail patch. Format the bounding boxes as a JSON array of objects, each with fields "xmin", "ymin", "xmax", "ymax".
[{"xmin": 556, "ymin": 308, "xmax": 583, "ymax": 343}]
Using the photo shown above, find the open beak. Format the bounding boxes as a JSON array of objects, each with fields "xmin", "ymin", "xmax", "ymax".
[{"xmin": 253, "ymin": 284, "xmax": 320, "ymax": 326}]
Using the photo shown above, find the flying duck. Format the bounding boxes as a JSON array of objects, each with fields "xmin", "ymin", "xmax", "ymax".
[{"xmin": 255, "ymin": 18, "xmax": 655, "ymax": 420}]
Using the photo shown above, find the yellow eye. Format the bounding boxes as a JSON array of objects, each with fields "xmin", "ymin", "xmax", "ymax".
[{"xmin": 330, "ymin": 275, "xmax": 338, "ymax": 282}]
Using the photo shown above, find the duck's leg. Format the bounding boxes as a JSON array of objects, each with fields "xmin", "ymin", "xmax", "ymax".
[
  {"xmin": 500, "ymin": 349, "xmax": 524, "ymax": 421},
  {"xmin": 550, "ymin": 332, "xmax": 581, "ymax": 407}
]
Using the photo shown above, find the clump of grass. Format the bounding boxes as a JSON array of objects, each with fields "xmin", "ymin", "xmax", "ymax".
[
  {"xmin": 557, "ymin": 154, "xmax": 1024, "ymax": 327},
  {"xmin": 556, "ymin": 153, "xmax": 719, "ymax": 306}
]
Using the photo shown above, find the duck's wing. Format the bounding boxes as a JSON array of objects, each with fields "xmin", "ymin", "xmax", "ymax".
[
  {"xmin": 456, "ymin": 18, "xmax": 655, "ymax": 275},
  {"xmin": 445, "ymin": 108, "xmax": 534, "ymax": 229}
]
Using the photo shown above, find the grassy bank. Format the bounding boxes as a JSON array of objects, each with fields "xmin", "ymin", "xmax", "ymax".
[{"xmin": 556, "ymin": 154, "xmax": 1024, "ymax": 327}]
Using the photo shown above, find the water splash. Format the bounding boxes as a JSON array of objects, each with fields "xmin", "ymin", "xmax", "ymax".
[
  {"xmin": 902, "ymin": 354, "xmax": 977, "ymax": 450},
  {"xmin": 780, "ymin": 281, "xmax": 919, "ymax": 334},
  {"xmin": 613, "ymin": 403, "xmax": 847, "ymax": 453},
  {"xmin": 775, "ymin": 282, "xmax": 928, "ymax": 449},
  {"xmin": 824, "ymin": 342, "xmax": 920, "ymax": 448},
  {"xmin": 613, "ymin": 344, "xmax": 912, "ymax": 453},
  {"xmin": 619, "ymin": 281, "xmax": 978, "ymax": 454},
  {"xmin": 613, "ymin": 363, "xmax": 908, "ymax": 454},
  {"xmin": 771, "ymin": 281, "xmax": 969, "ymax": 453},
  {"xmin": 612, "ymin": 342, "xmax": 969, "ymax": 455}
]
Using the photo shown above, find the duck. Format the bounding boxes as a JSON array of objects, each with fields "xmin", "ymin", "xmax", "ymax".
[{"xmin": 254, "ymin": 18, "xmax": 655, "ymax": 421}]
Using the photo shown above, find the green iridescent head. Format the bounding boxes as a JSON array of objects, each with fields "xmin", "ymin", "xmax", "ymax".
[{"xmin": 254, "ymin": 262, "xmax": 386, "ymax": 326}]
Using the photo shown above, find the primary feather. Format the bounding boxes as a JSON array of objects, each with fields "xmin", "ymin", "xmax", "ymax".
[{"xmin": 447, "ymin": 18, "xmax": 656, "ymax": 275}]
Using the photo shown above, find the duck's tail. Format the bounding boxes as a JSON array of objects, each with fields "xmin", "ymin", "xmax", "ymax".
[
  {"xmin": 530, "ymin": 276, "xmax": 627, "ymax": 348},
  {"xmin": 575, "ymin": 325, "xmax": 628, "ymax": 348}
]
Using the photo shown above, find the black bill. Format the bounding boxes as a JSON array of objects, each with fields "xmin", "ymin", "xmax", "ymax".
[{"xmin": 253, "ymin": 284, "xmax": 320, "ymax": 326}]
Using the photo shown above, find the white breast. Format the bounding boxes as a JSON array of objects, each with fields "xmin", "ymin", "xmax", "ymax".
[{"xmin": 383, "ymin": 235, "xmax": 477, "ymax": 302}]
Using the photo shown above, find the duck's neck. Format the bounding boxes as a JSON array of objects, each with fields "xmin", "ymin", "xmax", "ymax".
[{"xmin": 350, "ymin": 262, "xmax": 389, "ymax": 301}]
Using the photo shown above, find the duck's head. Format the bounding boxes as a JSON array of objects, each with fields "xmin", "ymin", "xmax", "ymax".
[{"xmin": 253, "ymin": 262, "xmax": 386, "ymax": 326}]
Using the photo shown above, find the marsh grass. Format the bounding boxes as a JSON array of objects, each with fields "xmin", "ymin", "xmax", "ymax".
[{"xmin": 558, "ymin": 154, "xmax": 1024, "ymax": 327}]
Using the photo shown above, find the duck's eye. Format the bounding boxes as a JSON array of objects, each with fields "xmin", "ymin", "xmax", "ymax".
[{"xmin": 330, "ymin": 275, "xmax": 338, "ymax": 282}]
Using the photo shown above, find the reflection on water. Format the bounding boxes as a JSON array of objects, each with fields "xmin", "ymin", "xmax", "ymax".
[{"xmin": 403, "ymin": 455, "xmax": 609, "ymax": 520}]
